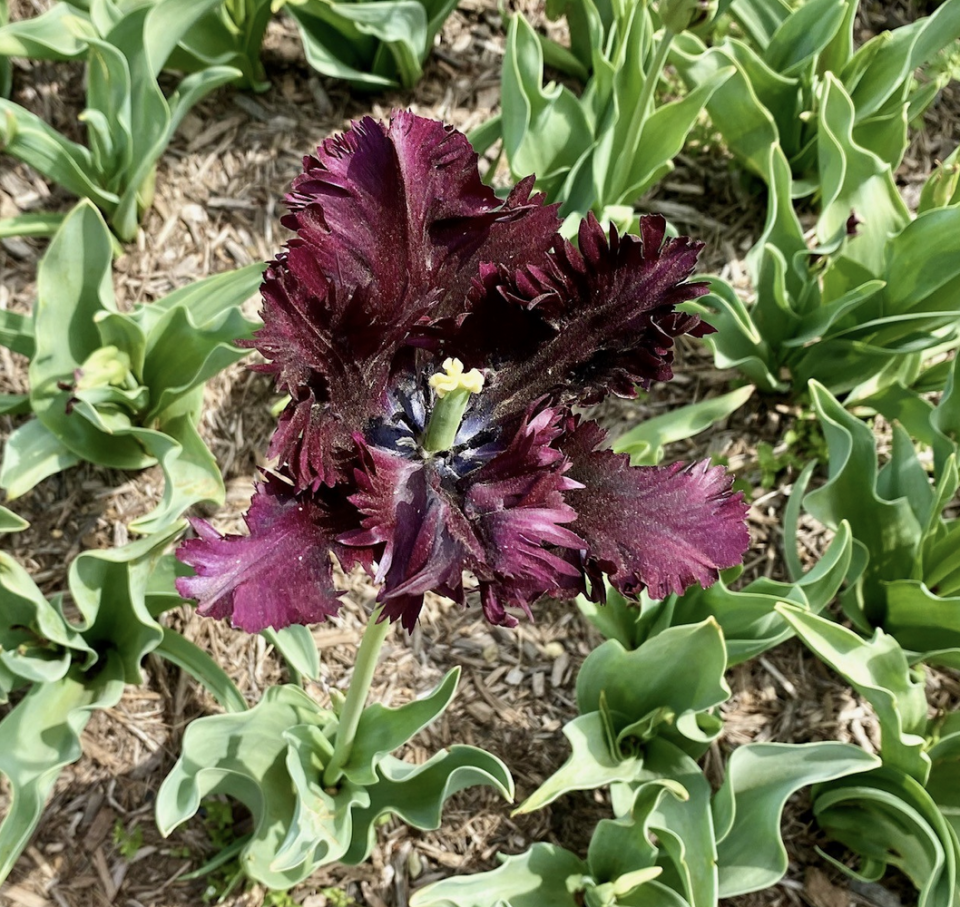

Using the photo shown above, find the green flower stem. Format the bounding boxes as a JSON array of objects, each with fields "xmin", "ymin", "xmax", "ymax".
[{"xmin": 322, "ymin": 606, "xmax": 391, "ymax": 788}]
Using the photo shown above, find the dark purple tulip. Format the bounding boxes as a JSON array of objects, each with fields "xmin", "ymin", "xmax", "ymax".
[{"xmin": 176, "ymin": 112, "xmax": 749, "ymax": 632}]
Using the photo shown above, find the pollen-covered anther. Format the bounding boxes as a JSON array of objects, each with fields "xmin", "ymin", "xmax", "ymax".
[{"xmin": 429, "ymin": 358, "xmax": 484, "ymax": 398}]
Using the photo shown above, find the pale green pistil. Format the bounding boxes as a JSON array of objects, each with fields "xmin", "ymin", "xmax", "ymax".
[{"xmin": 422, "ymin": 358, "xmax": 485, "ymax": 453}]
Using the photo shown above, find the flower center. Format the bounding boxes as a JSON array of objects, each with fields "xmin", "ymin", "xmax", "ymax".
[{"xmin": 421, "ymin": 358, "xmax": 484, "ymax": 453}]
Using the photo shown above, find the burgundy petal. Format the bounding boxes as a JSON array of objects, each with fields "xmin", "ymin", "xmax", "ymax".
[
  {"xmin": 442, "ymin": 213, "xmax": 711, "ymax": 422},
  {"xmin": 254, "ymin": 113, "xmax": 560, "ymax": 488},
  {"xmin": 465, "ymin": 407, "xmax": 586, "ymax": 621},
  {"xmin": 560, "ymin": 420, "xmax": 750, "ymax": 600},
  {"xmin": 176, "ymin": 475, "xmax": 367, "ymax": 632},
  {"xmin": 342, "ymin": 443, "xmax": 483, "ymax": 631},
  {"xmin": 341, "ymin": 408, "xmax": 587, "ymax": 629}
]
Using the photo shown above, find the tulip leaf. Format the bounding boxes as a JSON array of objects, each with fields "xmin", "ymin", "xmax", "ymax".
[
  {"xmin": 156, "ymin": 684, "xmax": 333, "ymax": 889},
  {"xmin": 777, "ymin": 605, "xmax": 929, "ymax": 781},
  {"xmin": 714, "ymin": 742, "xmax": 881, "ymax": 896},
  {"xmin": 813, "ymin": 767, "xmax": 960, "ymax": 907},
  {"xmin": 0, "ymin": 419, "xmax": 82, "ymax": 499},
  {"xmin": 516, "ymin": 712, "xmax": 644, "ymax": 814},
  {"xmin": 0, "ymin": 654, "xmax": 125, "ymax": 883},
  {"xmin": 262, "ymin": 625, "xmax": 321, "ymax": 685},
  {"xmin": 410, "ymin": 842, "xmax": 586, "ymax": 907},
  {"xmin": 343, "ymin": 746, "xmax": 514, "ymax": 865},
  {"xmin": 343, "ymin": 667, "xmax": 460, "ymax": 786},
  {"xmin": 614, "ymin": 385, "xmax": 755, "ymax": 466},
  {"xmin": 153, "ymin": 627, "xmax": 248, "ymax": 714}
]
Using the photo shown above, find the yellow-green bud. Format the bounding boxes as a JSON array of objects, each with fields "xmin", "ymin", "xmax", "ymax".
[
  {"xmin": 75, "ymin": 346, "xmax": 133, "ymax": 390},
  {"xmin": 659, "ymin": 0, "xmax": 717, "ymax": 32}
]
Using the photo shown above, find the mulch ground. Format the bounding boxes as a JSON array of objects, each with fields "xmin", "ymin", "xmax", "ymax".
[{"xmin": 1, "ymin": 1, "xmax": 958, "ymax": 905}]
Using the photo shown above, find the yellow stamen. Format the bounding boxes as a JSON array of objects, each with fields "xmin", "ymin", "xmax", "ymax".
[{"xmin": 429, "ymin": 358, "xmax": 484, "ymax": 398}]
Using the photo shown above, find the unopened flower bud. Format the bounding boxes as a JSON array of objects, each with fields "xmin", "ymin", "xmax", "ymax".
[
  {"xmin": 75, "ymin": 345, "xmax": 133, "ymax": 390},
  {"xmin": 659, "ymin": 0, "xmax": 717, "ymax": 32}
]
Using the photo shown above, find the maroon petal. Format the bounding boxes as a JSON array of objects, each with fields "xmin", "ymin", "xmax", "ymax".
[
  {"xmin": 253, "ymin": 113, "xmax": 560, "ymax": 488},
  {"xmin": 342, "ymin": 443, "xmax": 484, "ymax": 631},
  {"xmin": 175, "ymin": 475, "xmax": 366, "ymax": 632},
  {"xmin": 560, "ymin": 420, "xmax": 750, "ymax": 600},
  {"xmin": 449, "ymin": 213, "xmax": 711, "ymax": 422},
  {"xmin": 341, "ymin": 408, "xmax": 587, "ymax": 630},
  {"xmin": 465, "ymin": 408, "xmax": 586, "ymax": 619}
]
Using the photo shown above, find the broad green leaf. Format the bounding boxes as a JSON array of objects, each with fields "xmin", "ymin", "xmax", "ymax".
[
  {"xmin": 714, "ymin": 742, "xmax": 881, "ymax": 896},
  {"xmin": 0, "ymin": 3, "xmax": 95, "ymax": 60},
  {"xmin": 138, "ymin": 0, "xmax": 224, "ymax": 77},
  {"xmin": 884, "ymin": 208, "xmax": 960, "ymax": 316},
  {"xmin": 30, "ymin": 201, "xmax": 116, "ymax": 389},
  {"xmin": 343, "ymin": 746, "xmax": 514, "ymax": 865},
  {"xmin": 814, "ymin": 767, "xmax": 960, "ymax": 907},
  {"xmin": 274, "ymin": 724, "xmax": 367, "ymax": 871},
  {"xmin": 614, "ymin": 739, "xmax": 718, "ymax": 907},
  {"xmin": 140, "ymin": 303, "xmax": 253, "ymax": 426},
  {"xmin": 140, "ymin": 260, "xmax": 262, "ymax": 326},
  {"xmin": 805, "ymin": 381, "xmax": 922, "ymax": 616},
  {"xmin": 671, "ymin": 522, "xmax": 853, "ymax": 665},
  {"xmin": 613, "ymin": 385, "xmax": 754, "ymax": 465},
  {"xmin": 816, "ymin": 74, "xmax": 909, "ymax": 277},
  {"xmin": 154, "ymin": 627, "xmax": 248, "ymax": 714},
  {"xmin": 0, "ymin": 307, "xmax": 33, "ymax": 359},
  {"xmin": 777, "ymin": 605, "xmax": 929, "ymax": 781},
  {"xmin": 499, "ymin": 13, "xmax": 591, "ymax": 194},
  {"xmin": 762, "ymin": 0, "xmax": 845, "ymax": 76},
  {"xmin": 576, "ymin": 621, "xmax": 729, "ymax": 753},
  {"xmin": 0, "ymin": 505, "xmax": 27, "ymax": 533},
  {"xmin": 410, "ymin": 842, "xmax": 586, "ymax": 907},
  {"xmin": 156, "ymin": 684, "xmax": 331, "ymax": 889},
  {"xmin": 0, "ymin": 654, "xmax": 125, "ymax": 884},
  {"xmin": 883, "ymin": 582, "xmax": 960, "ymax": 657},
  {"xmin": 343, "ymin": 668, "xmax": 460, "ymax": 785},
  {"xmin": 0, "ymin": 102, "xmax": 119, "ymax": 210},
  {"xmin": 0, "ymin": 419, "xmax": 82, "ymax": 497},
  {"xmin": 263, "ymin": 625, "xmax": 320, "ymax": 685},
  {"xmin": 127, "ymin": 416, "xmax": 224, "ymax": 536},
  {"xmin": 727, "ymin": 0, "xmax": 791, "ymax": 49},
  {"xmin": 66, "ymin": 528, "xmax": 176, "ymax": 682},
  {"xmin": 844, "ymin": 0, "xmax": 960, "ymax": 121},
  {"xmin": 515, "ymin": 712, "xmax": 644, "ymax": 813},
  {"xmin": 0, "ymin": 211, "xmax": 66, "ymax": 240}
]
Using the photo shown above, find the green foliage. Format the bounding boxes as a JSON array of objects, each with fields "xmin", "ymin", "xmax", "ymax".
[
  {"xmin": 672, "ymin": 0, "xmax": 960, "ymax": 400},
  {"xmin": 285, "ymin": 0, "xmax": 459, "ymax": 90},
  {"xmin": 515, "ymin": 619, "xmax": 728, "ymax": 817},
  {"xmin": 0, "ymin": 529, "xmax": 176, "ymax": 884},
  {"xmin": 578, "ymin": 519, "xmax": 852, "ymax": 666},
  {"xmin": 471, "ymin": 0, "xmax": 733, "ymax": 234},
  {"xmin": 799, "ymin": 374, "xmax": 960, "ymax": 656},
  {"xmin": 778, "ymin": 606, "xmax": 960, "ymax": 905},
  {"xmin": 685, "ymin": 109, "xmax": 960, "ymax": 398},
  {"xmin": 674, "ymin": 0, "xmax": 960, "ymax": 185},
  {"xmin": 0, "ymin": 202, "xmax": 261, "ymax": 535},
  {"xmin": 412, "ymin": 772, "xmax": 712, "ymax": 907},
  {"xmin": 156, "ymin": 670, "xmax": 513, "ymax": 888},
  {"xmin": 713, "ymin": 741, "xmax": 880, "ymax": 896},
  {"xmin": 612, "ymin": 385, "xmax": 755, "ymax": 466},
  {"xmin": 112, "ymin": 819, "xmax": 144, "ymax": 860},
  {"xmin": 0, "ymin": 0, "xmax": 239, "ymax": 239}
]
